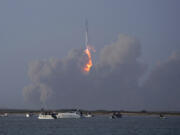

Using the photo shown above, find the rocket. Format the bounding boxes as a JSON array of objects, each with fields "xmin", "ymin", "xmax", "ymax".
[
  {"xmin": 85, "ymin": 19, "xmax": 89, "ymax": 47},
  {"xmin": 83, "ymin": 19, "xmax": 93, "ymax": 73}
]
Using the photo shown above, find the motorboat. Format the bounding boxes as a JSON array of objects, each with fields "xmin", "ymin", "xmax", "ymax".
[
  {"xmin": 159, "ymin": 114, "xmax": 167, "ymax": 119},
  {"xmin": 83, "ymin": 113, "xmax": 94, "ymax": 118},
  {"xmin": 26, "ymin": 113, "xmax": 30, "ymax": 118},
  {"xmin": 38, "ymin": 112, "xmax": 57, "ymax": 119},
  {"xmin": 57, "ymin": 111, "xmax": 82, "ymax": 119},
  {"xmin": 110, "ymin": 112, "xmax": 122, "ymax": 119},
  {"xmin": 0, "ymin": 113, "xmax": 8, "ymax": 117},
  {"xmin": 84, "ymin": 114, "xmax": 93, "ymax": 118},
  {"xmin": 25, "ymin": 113, "xmax": 33, "ymax": 118}
]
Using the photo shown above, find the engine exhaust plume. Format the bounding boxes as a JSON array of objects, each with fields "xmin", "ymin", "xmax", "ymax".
[
  {"xmin": 83, "ymin": 46, "xmax": 93, "ymax": 73},
  {"xmin": 83, "ymin": 20, "xmax": 95, "ymax": 73}
]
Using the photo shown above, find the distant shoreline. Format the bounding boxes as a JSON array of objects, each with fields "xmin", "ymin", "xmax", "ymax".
[{"xmin": 0, "ymin": 109, "xmax": 180, "ymax": 116}]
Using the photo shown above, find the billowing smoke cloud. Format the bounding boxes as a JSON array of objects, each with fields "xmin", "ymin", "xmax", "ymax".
[
  {"xmin": 142, "ymin": 51, "xmax": 180, "ymax": 111},
  {"xmin": 93, "ymin": 34, "xmax": 146, "ymax": 109},
  {"xmin": 23, "ymin": 34, "xmax": 146, "ymax": 109},
  {"xmin": 23, "ymin": 48, "xmax": 92, "ymax": 108},
  {"xmin": 23, "ymin": 34, "xmax": 180, "ymax": 111}
]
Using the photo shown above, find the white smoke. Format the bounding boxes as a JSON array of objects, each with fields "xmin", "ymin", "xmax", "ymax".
[
  {"xmin": 23, "ymin": 34, "xmax": 180, "ymax": 110},
  {"xmin": 142, "ymin": 51, "xmax": 180, "ymax": 111}
]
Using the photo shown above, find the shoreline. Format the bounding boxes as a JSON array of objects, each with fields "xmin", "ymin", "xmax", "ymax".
[{"xmin": 0, "ymin": 109, "xmax": 180, "ymax": 116}]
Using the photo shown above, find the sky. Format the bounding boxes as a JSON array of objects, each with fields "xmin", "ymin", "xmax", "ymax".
[{"xmin": 0, "ymin": 0, "xmax": 179, "ymax": 111}]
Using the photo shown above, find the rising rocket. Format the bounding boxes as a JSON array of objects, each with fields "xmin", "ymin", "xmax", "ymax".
[
  {"xmin": 85, "ymin": 19, "xmax": 89, "ymax": 47},
  {"xmin": 83, "ymin": 19, "xmax": 93, "ymax": 73}
]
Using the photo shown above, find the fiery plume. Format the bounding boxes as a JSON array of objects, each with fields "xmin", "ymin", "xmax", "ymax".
[{"xmin": 83, "ymin": 46, "xmax": 94, "ymax": 73}]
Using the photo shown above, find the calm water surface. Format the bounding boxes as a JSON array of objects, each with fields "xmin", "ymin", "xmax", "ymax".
[{"xmin": 0, "ymin": 115, "xmax": 180, "ymax": 135}]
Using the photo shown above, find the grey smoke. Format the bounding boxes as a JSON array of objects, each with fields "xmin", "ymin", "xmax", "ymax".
[
  {"xmin": 93, "ymin": 34, "xmax": 146, "ymax": 109},
  {"xmin": 23, "ymin": 34, "xmax": 180, "ymax": 110},
  {"xmin": 142, "ymin": 51, "xmax": 180, "ymax": 111},
  {"xmin": 23, "ymin": 48, "xmax": 91, "ymax": 108}
]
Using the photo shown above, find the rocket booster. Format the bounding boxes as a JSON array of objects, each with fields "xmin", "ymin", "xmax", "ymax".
[
  {"xmin": 85, "ymin": 19, "xmax": 88, "ymax": 47},
  {"xmin": 83, "ymin": 19, "xmax": 94, "ymax": 73}
]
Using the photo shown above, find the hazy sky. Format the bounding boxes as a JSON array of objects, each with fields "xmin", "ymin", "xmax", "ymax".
[{"xmin": 0, "ymin": 0, "xmax": 179, "ymax": 110}]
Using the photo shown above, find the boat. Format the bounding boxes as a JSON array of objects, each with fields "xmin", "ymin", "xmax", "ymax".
[
  {"xmin": 83, "ymin": 113, "xmax": 94, "ymax": 118},
  {"xmin": 159, "ymin": 114, "xmax": 167, "ymax": 119},
  {"xmin": 57, "ymin": 111, "xmax": 82, "ymax": 119},
  {"xmin": 38, "ymin": 112, "xmax": 57, "ymax": 119},
  {"xmin": 25, "ymin": 113, "xmax": 33, "ymax": 118},
  {"xmin": 0, "ymin": 113, "xmax": 8, "ymax": 117},
  {"xmin": 26, "ymin": 114, "xmax": 30, "ymax": 118},
  {"xmin": 84, "ymin": 114, "xmax": 93, "ymax": 118},
  {"xmin": 110, "ymin": 112, "xmax": 122, "ymax": 119}
]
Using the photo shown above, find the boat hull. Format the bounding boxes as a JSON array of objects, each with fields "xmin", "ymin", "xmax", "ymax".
[
  {"xmin": 38, "ymin": 114, "xmax": 56, "ymax": 119},
  {"xmin": 57, "ymin": 112, "xmax": 81, "ymax": 119}
]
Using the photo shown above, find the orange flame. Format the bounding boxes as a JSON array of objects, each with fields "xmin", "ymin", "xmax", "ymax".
[{"xmin": 83, "ymin": 46, "xmax": 94, "ymax": 73}]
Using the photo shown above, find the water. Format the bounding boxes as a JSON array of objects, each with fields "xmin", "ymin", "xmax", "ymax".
[{"xmin": 0, "ymin": 115, "xmax": 180, "ymax": 135}]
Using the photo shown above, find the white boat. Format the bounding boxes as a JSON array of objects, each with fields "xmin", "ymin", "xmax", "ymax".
[
  {"xmin": 26, "ymin": 114, "xmax": 30, "ymax": 118},
  {"xmin": 83, "ymin": 114, "xmax": 93, "ymax": 118},
  {"xmin": 26, "ymin": 113, "xmax": 33, "ymax": 118},
  {"xmin": 159, "ymin": 114, "xmax": 167, "ymax": 119},
  {"xmin": 0, "ymin": 113, "xmax": 8, "ymax": 117},
  {"xmin": 38, "ymin": 112, "xmax": 57, "ymax": 119},
  {"xmin": 57, "ymin": 111, "xmax": 82, "ymax": 119}
]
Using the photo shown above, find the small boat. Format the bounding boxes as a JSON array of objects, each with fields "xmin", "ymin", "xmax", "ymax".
[
  {"xmin": 57, "ymin": 111, "xmax": 82, "ymax": 119},
  {"xmin": 38, "ymin": 112, "xmax": 57, "ymax": 119},
  {"xmin": 159, "ymin": 114, "xmax": 167, "ymax": 119},
  {"xmin": 0, "ymin": 113, "xmax": 8, "ymax": 117},
  {"xmin": 26, "ymin": 113, "xmax": 33, "ymax": 118},
  {"xmin": 83, "ymin": 113, "xmax": 94, "ymax": 118},
  {"xmin": 84, "ymin": 114, "xmax": 93, "ymax": 118},
  {"xmin": 110, "ymin": 112, "xmax": 122, "ymax": 119}
]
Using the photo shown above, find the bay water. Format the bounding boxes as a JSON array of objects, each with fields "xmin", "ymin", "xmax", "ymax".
[{"xmin": 0, "ymin": 115, "xmax": 180, "ymax": 135}]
